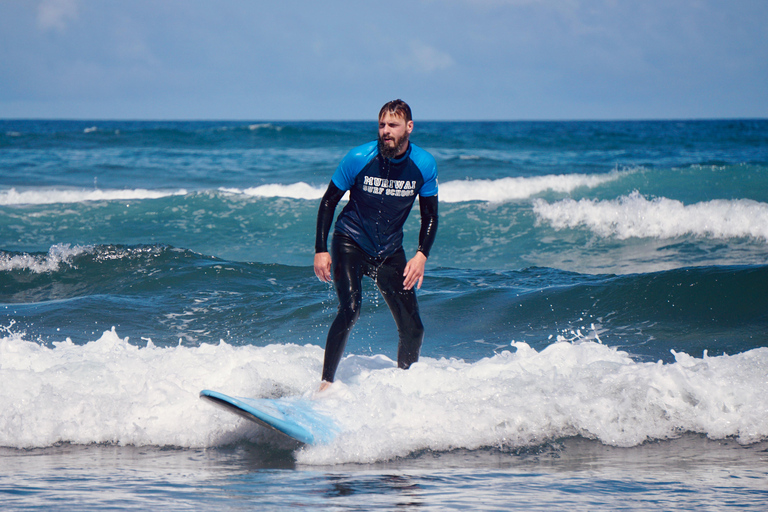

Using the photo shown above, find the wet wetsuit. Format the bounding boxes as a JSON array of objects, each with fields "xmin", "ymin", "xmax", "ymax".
[{"xmin": 315, "ymin": 140, "xmax": 438, "ymax": 382}]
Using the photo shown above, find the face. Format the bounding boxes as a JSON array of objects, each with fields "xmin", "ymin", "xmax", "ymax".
[{"xmin": 378, "ymin": 112, "xmax": 414, "ymax": 159}]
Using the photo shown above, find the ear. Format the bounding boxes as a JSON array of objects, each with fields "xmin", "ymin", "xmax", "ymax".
[{"xmin": 406, "ymin": 120, "xmax": 414, "ymax": 135}]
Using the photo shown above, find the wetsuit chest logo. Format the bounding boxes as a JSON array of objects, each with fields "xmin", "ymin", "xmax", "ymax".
[{"xmin": 362, "ymin": 176, "xmax": 417, "ymax": 197}]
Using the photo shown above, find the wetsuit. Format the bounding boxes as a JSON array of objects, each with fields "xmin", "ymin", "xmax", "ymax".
[{"xmin": 315, "ymin": 140, "xmax": 438, "ymax": 382}]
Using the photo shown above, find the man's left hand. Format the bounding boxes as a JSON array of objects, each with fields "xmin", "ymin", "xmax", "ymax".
[{"xmin": 403, "ymin": 251, "xmax": 427, "ymax": 290}]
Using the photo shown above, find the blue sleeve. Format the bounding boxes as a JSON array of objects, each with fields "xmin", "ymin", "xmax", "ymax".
[
  {"xmin": 331, "ymin": 141, "xmax": 378, "ymax": 191},
  {"xmin": 410, "ymin": 144, "xmax": 438, "ymax": 197}
]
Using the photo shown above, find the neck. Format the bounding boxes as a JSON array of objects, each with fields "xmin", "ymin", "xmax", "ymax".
[{"xmin": 395, "ymin": 141, "xmax": 410, "ymax": 159}]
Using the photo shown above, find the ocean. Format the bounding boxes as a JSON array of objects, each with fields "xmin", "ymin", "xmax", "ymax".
[{"xmin": 1, "ymin": 119, "xmax": 767, "ymax": 510}]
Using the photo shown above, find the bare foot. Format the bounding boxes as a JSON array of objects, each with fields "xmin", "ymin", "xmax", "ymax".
[{"xmin": 318, "ymin": 380, "xmax": 332, "ymax": 392}]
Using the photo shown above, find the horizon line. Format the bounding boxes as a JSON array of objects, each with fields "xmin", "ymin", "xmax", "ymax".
[{"xmin": 2, "ymin": 116, "xmax": 767, "ymax": 123}]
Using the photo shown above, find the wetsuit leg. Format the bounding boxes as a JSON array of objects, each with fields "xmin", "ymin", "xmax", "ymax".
[
  {"xmin": 374, "ymin": 249, "xmax": 425, "ymax": 370},
  {"xmin": 321, "ymin": 235, "xmax": 365, "ymax": 383}
]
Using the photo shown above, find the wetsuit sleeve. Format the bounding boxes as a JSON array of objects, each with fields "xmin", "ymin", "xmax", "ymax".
[
  {"xmin": 315, "ymin": 181, "xmax": 345, "ymax": 253},
  {"xmin": 417, "ymin": 194, "xmax": 438, "ymax": 258},
  {"xmin": 410, "ymin": 144, "xmax": 438, "ymax": 198},
  {"xmin": 331, "ymin": 141, "xmax": 378, "ymax": 191}
]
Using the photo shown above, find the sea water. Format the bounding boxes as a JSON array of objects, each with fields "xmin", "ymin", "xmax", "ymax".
[{"xmin": 1, "ymin": 120, "xmax": 767, "ymax": 509}]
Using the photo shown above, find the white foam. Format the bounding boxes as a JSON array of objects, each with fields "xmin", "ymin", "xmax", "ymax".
[
  {"xmin": 220, "ymin": 183, "xmax": 326, "ymax": 200},
  {"xmin": 248, "ymin": 123, "xmax": 281, "ymax": 131},
  {"xmin": 439, "ymin": 171, "xmax": 625, "ymax": 203},
  {"xmin": 0, "ymin": 172, "xmax": 622, "ymax": 206},
  {"xmin": 0, "ymin": 244, "xmax": 92, "ymax": 273},
  {"xmin": 218, "ymin": 171, "xmax": 626, "ymax": 204},
  {"xmin": 220, "ymin": 171, "xmax": 624, "ymax": 203},
  {"xmin": 0, "ymin": 328, "xmax": 322, "ymax": 449},
  {"xmin": 533, "ymin": 191, "xmax": 768, "ymax": 241},
  {"xmin": 0, "ymin": 188, "xmax": 188, "ymax": 206},
  {"xmin": 303, "ymin": 342, "xmax": 768, "ymax": 464},
  {"xmin": 1, "ymin": 328, "xmax": 765, "ymax": 464}
]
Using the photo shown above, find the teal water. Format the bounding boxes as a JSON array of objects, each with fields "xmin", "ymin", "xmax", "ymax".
[{"xmin": 1, "ymin": 119, "xmax": 767, "ymax": 509}]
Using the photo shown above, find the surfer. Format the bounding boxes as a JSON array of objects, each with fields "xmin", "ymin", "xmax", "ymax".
[{"xmin": 314, "ymin": 99, "xmax": 439, "ymax": 391}]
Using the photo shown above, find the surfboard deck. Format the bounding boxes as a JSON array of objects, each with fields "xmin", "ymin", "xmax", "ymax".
[{"xmin": 200, "ymin": 389, "xmax": 338, "ymax": 445}]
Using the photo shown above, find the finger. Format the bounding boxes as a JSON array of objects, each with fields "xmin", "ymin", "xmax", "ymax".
[
  {"xmin": 402, "ymin": 265, "xmax": 413, "ymax": 288},
  {"xmin": 315, "ymin": 255, "xmax": 332, "ymax": 282},
  {"xmin": 403, "ymin": 268, "xmax": 419, "ymax": 290}
]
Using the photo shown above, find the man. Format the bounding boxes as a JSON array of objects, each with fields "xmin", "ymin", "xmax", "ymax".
[{"xmin": 314, "ymin": 99, "xmax": 439, "ymax": 391}]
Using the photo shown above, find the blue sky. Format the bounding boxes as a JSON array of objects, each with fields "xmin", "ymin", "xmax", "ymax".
[{"xmin": 1, "ymin": 0, "xmax": 766, "ymax": 120}]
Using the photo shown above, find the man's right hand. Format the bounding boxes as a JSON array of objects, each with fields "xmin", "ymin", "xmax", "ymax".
[{"xmin": 314, "ymin": 252, "xmax": 332, "ymax": 282}]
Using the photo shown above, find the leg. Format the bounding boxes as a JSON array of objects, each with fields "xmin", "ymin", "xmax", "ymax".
[
  {"xmin": 321, "ymin": 235, "xmax": 365, "ymax": 383},
  {"xmin": 374, "ymin": 250, "xmax": 425, "ymax": 370}
]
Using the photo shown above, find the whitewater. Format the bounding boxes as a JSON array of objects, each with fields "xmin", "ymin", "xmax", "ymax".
[{"xmin": 2, "ymin": 327, "xmax": 766, "ymax": 466}]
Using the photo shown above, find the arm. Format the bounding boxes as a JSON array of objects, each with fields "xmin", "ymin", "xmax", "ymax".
[
  {"xmin": 417, "ymin": 194, "xmax": 438, "ymax": 258},
  {"xmin": 403, "ymin": 194, "xmax": 438, "ymax": 290},
  {"xmin": 314, "ymin": 181, "xmax": 345, "ymax": 282}
]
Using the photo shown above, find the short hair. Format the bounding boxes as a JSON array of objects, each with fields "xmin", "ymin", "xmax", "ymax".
[{"xmin": 379, "ymin": 99, "xmax": 412, "ymax": 123}]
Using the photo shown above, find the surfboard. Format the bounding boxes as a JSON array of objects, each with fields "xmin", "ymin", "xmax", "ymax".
[{"xmin": 200, "ymin": 389, "xmax": 339, "ymax": 445}]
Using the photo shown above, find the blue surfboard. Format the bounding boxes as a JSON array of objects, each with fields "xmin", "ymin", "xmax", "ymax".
[{"xmin": 200, "ymin": 389, "xmax": 339, "ymax": 445}]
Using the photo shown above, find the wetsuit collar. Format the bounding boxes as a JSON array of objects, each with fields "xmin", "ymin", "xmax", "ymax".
[{"xmin": 385, "ymin": 142, "xmax": 411, "ymax": 164}]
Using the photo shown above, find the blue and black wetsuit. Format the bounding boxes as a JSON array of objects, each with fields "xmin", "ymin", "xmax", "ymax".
[{"xmin": 315, "ymin": 141, "xmax": 438, "ymax": 382}]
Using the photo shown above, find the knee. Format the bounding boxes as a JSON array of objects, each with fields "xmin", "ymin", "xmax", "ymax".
[
  {"xmin": 403, "ymin": 313, "xmax": 424, "ymax": 341},
  {"xmin": 337, "ymin": 296, "xmax": 362, "ymax": 326},
  {"xmin": 405, "ymin": 322, "xmax": 424, "ymax": 342}
]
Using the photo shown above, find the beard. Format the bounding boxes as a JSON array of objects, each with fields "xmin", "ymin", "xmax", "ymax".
[{"xmin": 378, "ymin": 132, "xmax": 409, "ymax": 159}]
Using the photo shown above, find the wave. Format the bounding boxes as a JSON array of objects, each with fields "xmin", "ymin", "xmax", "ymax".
[
  {"xmin": 2, "ymin": 170, "xmax": 625, "ymax": 206},
  {"xmin": 0, "ymin": 244, "xmax": 187, "ymax": 277},
  {"xmin": 0, "ymin": 244, "xmax": 92, "ymax": 273},
  {"xmin": 0, "ymin": 327, "xmax": 765, "ymax": 463},
  {"xmin": 220, "ymin": 183, "xmax": 328, "ymax": 201},
  {"xmin": 438, "ymin": 170, "xmax": 626, "ymax": 203},
  {"xmin": 0, "ymin": 244, "xmax": 228, "ymax": 305},
  {"xmin": 217, "ymin": 171, "xmax": 621, "ymax": 202},
  {"xmin": 5, "ymin": 245, "xmax": 767, "ymax": 360},
  {"xmin": 0, "ymin": 187, "xmax": 188, "ymax": 206},
  {"xmin": 533, "ymin": 191, "xmax": 768, "ymax": 241}
]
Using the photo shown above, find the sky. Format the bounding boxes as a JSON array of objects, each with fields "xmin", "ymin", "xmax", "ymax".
[{"xmin": 1, "ymin": 0, "xmax": 767, "ymax": 121}]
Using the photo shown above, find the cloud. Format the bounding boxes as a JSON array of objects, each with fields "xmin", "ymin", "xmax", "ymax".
[
  {"xmin": 1, "ymin": 0, "xmax": 764, "ymax": 120},
  {"xmin": 37, "ymin": 0, "xmax": 79, "ymax": 32},
  {"xmin": 405, "ymin": 40, "xmax": 455, "ymax": 73}
]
